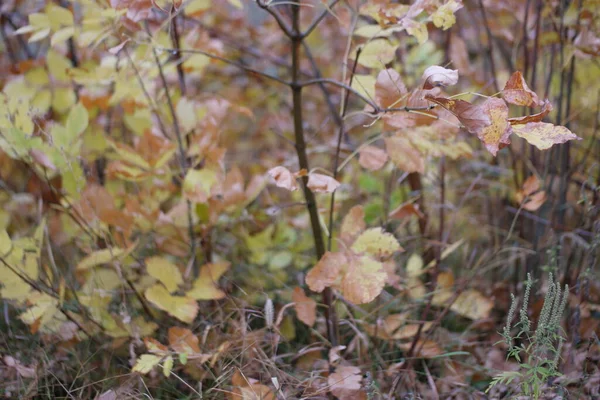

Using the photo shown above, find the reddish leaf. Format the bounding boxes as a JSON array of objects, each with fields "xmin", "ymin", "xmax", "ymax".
[
  {"xmin": 292, "ymin": 287, "xmax": 317, "ymax": 327},
  {"xmin": 477, "ymin": 97, "xmax": 512, "ymax": 156},
  {"xmin": 502, "ymin": 71, "xmax": 541, "ymax": 107},
  {"xmin": 388, "ymin": 202, "xmax": 425, "ymax": 220},
  {"xmin": 425, "ymin": 96, "xmax": 491, "ymax": 135},
  {"xmin": 375, "ymin": 68, "xmax": 407, "ymax": 108},
  {"xmin": 508, "ymin": 100, "xmax": 553, "ymax": 125},
  {"xmin": 168, "ymin": 327, "xmax": 201, "ymax": 354},
  {"xmin": 305, "ymin": 252, "xmax": 346, "ymax": 293},
  {"xmin": 358, "ymin": 145, "xmax": 388, "ymax": 171}
]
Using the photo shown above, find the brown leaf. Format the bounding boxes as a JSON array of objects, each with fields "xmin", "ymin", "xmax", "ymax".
[
  {"xmin": 305, "ymin": 252, "xmax": 346, "ymax": 293},
  {"xmin": 340, "ymin": 206, "xmax": 366, "ymax": 244},
  {"xmin": 358, "ymin": 145, "xmax": 388, "ymax": 171},
  {"xmin": 307, "ymin": 173, "xmax": 340, "ymax": 193},
  {"xmin": 328, "ymin": 365, "xmax": 363, "ymax": 400},
  {"xmin": 375, "ymin": 68, "xmax": 407, "ymax": 108},
  {"xmin": 512, "ymin": 122, "xmax": 581, "ymax": 150},
  {"xmin": 267, "ymin": 166, "xmax": 298, "ymax": 191},
  {"xmin": 521, "ymin": 175, "xmax": 540, "ymax": 197},
  {"xmin": 398, "ymin": 339, "xmax": 443, "ymax": 358},
  {"xmin": 422, "ymin": 66, "xmax": 459, "ymax": 89},
  {"xmin": 477, "ymin": 97, "xmax": 512, "ymax": 156},
  {"xmin": 292, "ymin": 287, "xmax": 317, "ymax": 327},
  {"xmin": 388, "ymin": 202, "xmax": 425, "ymax": 220},
  {"xmin": 522, "ymin": 190, "xmax": 547, "ymax": 212},
  {"xmin": 502, "ymin": 71, "xmax": 541, "ymax": 107},
  {"xmin": 425, "ymin": 96, "xmax": 491, "ymax": 135},
  {"xmin": 384, "ymin": 135, "xmax": 425, "ymax": 174},
  {"xmin": 168, "ymin": 327, "xmax": 201, "ymax": 354},
  {"xmin": 508, "ymin": 99, "xmax": 553, "ymax": 125}
]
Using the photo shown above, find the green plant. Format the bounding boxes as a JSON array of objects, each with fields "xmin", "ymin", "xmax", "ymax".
[{"xmin": 487, "ymin": 273, "xmax": 569, "ymax": 399}]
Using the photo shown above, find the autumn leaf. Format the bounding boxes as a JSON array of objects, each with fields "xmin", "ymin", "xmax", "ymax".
[
  {"xmin": 354, "ymin": 39, "xmax": 398, "ymax": 69},
  {"xmin": 307, "ymin": 173, "xmax": 341, "ymax": 193},
  {"xmin": 305, "ymin": 251, "xmax": 346, "ymax": 293},
  {"xmin": 267, "ymin": 166, "xmax": 298, "ymax": 191},
  {"xmin": 145, "ymin": 284, "xmax": 198, "ymax": 324},
  {"xmin": 512, "ymin": 122, "xmax": 581, "ymax": 150},
  {"xmin": 425, "ymin": 96, "xmax": 491, "ymax": 135},
  {"xmin": 341, "ymin": 255, "xmax": 387, "ymax": 304},
  {"xmin": 132, "ymin": 354, "xmax": 163, "ymax": 374},
  {"xmin": 187, "ymin": 261, "xmax": 230, "ymax": 300},
  {"xmin": 388, "ymin": 202, "xmax": 425, "ymax": 220},
  {"xmin": 183, "ymin": 169, "xmax": 219, "ymax": 203},
  {"xmin": 516, "ymin": 176, "xmax": 547, "ymax": 211},
  {"xmin": 422, "ymin": 66, "xmax": 459, "ymax": 89},
  {"xmin": 292, "ymin": 287, "xmax": 317, "ymax": 327},
  {"xmin": 508, "ymin": 99, "xmax": 553, "ymax": 125},
  {"xmin": 168, "ymin": 327, "xmax": 201, "ymax": 354},
  {"xmin": 340, "ymin": 206, "xmax": 366, "ymax": 244},
  {"xmin": 375, "ymin": 68, "xmax": 407, "ymax": 108},
  {"xmin": 398, "ymin": 340, "xmax": 443, "ymax": 358},
  {"xmin": 477, "ymin": 97, "xmax": 512, "ymax": 156},
  {"xmin": 351, "ymin": 228, "xmax": 403, "ymax": 258},
  {"xmin": 384, "ymin": 135, "xmax": 425, "ymax": 174},
  {"xmin": 146, "ymin": 256, "xmax": 183, "ymax": 293},
  {"xmin": 358, "ymin": 145, "xmax": 389, "ymax": 171},
  {"xmin": 328, "ymin": 365, "xmax": 363, "ymax": 400},
  {"xmin": 502, "ymin": 71, "xmax": 541, "ymax": 107}
]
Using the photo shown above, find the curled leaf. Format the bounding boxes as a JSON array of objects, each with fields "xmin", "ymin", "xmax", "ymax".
[
  {"xmin": 267, "ymin": 166, "xmax": 298, "ymax": 191},
  {"xmin": 307, "ymin": 173, "xmax": 340, "ymax": 193},
  {"xmin": 477, "ymin": 97, "xmax": 512, "ymax": 156},
  {"xmin": 502, "ymin": 71, "xmax": 541, "ymax": 107},
  {"xmin": 508, "ymin": 100, "xmax": 553, "ymax": 125},
  {"xmin": 422, "ymin": 66, "xmax": 459, "ymax": 90},
  {"xmin": 512, "ymin": 122, "xmax": 581, "ymax": 150},
  {"xmin": 425, "ymin": 96, "xmax": 490, "ymax": 135}
]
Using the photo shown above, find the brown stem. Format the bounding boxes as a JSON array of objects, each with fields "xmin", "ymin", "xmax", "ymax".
[{"xmin": 477, "ymin": 0, "xmax": 500, "ymax": 93}]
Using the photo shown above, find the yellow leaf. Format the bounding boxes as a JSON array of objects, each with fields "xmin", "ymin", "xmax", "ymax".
[
  {"xmin": 341, "ymin": 255, "xmax": 387, "ymax": 304},
  {"xmin": 351, "ymin": 74, "xmax": 377, "ymax": 101},
  {"xmin": 146, "ymin": 257, "xmax": 183, "ymax": 293},
  {"xmin": 451, "ymin": 289, "xmax": 494, "ymax": 320},
  {"xmin": 162, "ymin": 355, "xmax": 173, "ymax": 377},
  {"xmin": 512, "ymin": 122, "xmax": 581, "ymax": 150},
  {"xmin": 132, "ymin": 354, "xmax": 162, "ymax": 374},
  {"xmin": 0, "ymin": 229, "xmax": 12, "ymax": 256},
  {"xmin": 185, "ymin": 0, "xmax": 211, "ymax": 15},
  {"xmin": 305, "ymin": 251, "xmax": 346, "ymax": 293},
  {"xmin": 51, "ymin": 27, "xmax": 75, "ymax": 46},
  {"xmin": 145, "ymin": 284, "xmax": 198, "ymax": 324},
  {"xmin": 66, "ymin": 102, "xmax": 89, "ymax": 137},
  {"xmin": 431, "ymin": 0, "xmax": 461, "ymax": 30},
  {"xmin": 187, "ymin": 261, "xmax": 230, "ymax": 300},
  {"xmin": 354, "ymin": 40, "xmax": 398, "ymax": 69},
  {"xmin": 405, "ymin": 20, "xmax": 428, "ymax": 44},
  {"xmin": 81, "ymin": 268, "xmax": 122, "ymax": 294},
  {"xmin": 228, "ymin": 0, "xmax": 243, "ymax": 8},
  {"xmin": 76, "ymin": 248, "xmax": 126, "ymax": 270},
  {"xmin": 351, "ymin": 228, "xmax": 403, "ymax": 258},
  {"xmin": 183, "ymin": 169, "xmax": 219, "ymax": 203},
  {"xmin": 47, "ymin": 50, "xmax": 72, "ymax": 82},
  {"xmin": 477, "ymin": 98, "xmax": 512, "ymax": 156}
]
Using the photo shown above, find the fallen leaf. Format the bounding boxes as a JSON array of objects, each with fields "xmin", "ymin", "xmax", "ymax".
[
  {"xmin": 512, "ymin": 122, "xmax": 581, "ymax": 150},
  {"xmin": 267, "ymin": 166, "xmax": 298, "ymax": 191},
  {"xmin": 145, "ymin": 284, "xmax": 198, "ymax": 324},
  {"xmin": 502, "ymin": 71, "xmax": 541, "ymax": 107},
  {"xmin": 422, "ymin": 66, "xmax": 459, "ymax": 90},
  {"xmin": 307, "ymin": 173, "xmax": 341, "ymax": 193},
  {"xmin": 132, "ymin": 354, "xmax": 162, "ymax": 374},
  {"xmin": 398, "ymin": 339, "xmax": 443, "ymax": 358},
  {"xmin": 146, "ymin": 256, "xmax": 183, "ymax": 293},
  {"xmin": 292, "ymin": 287, "xmax": 317, "ymax": 327},
  {"xmin": 186, "ymin": 261, "xmax": 230, "ymax": 300},
  {"xmin": 168, "ymin": 326, "xmax": 201, "ymax": 353},
  {"xmin": 328, "ymin": 365, "xmax": 363, "ymax": 400},
  {"xmin": 358, "ymin": 145, "xmax": 389, "ymax": 171}
]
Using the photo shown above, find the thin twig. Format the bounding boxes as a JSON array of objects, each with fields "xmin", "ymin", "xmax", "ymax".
[{"xmin": 301, "ymin": 0, "xmax": 342, "ymax": 39}]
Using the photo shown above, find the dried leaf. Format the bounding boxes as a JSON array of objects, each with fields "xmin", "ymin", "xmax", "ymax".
[
  {"xmin": 341, "ymin": 255, "xmax": 387, "ymax": 304},
  {"xmin": 145, "ymin": 284, "xmax": 198, "ymax": 324},
  {"xmin": 422, "ymin": 66, "xmax": 459, "ymax": 90},
  {"xmin": 512, "ymin": 122, "xmax": 581, "ymax": 150},
  {"xmin": 425, "ymin": 96, "xmax": 491, "ymax": 135},
  {"xmin": 307, "ymin": 173, "xmax": 341, "ymax": 193},
  {"xmin": 306, "ymin": 252, "xmax": 346, "ymax": 293},
  {"xmin": 522, "ymin": 190, "xmax": 547, "ymax": 211},
  {"xmin": 388, "ymin": 202, "xmax": 425, "ymax": 220},
  {"xmin": 508, "ymin": 100, "xmax": 553, "ymax": 125},
  {"xmin": 168, "ymin": 327, "xmax": 201, "ymax": 353},
  {"xmin": 328, "ymin": 365, "xmax": 363, "ymax": 400},
  {"xmin": 384, "ymin": 135, "xmax": 425, "ymax": 174},
  {"xmin": 292, "ymin": 287, "xmax": 316, "ymax": 327},
  {"xmin": 477, "ymin": 97, "xmax": 512, "ymax": 156},
  {"xmin": 340, "ymin": 206, "xmax": 366, "ymax": 244},
  {"xmin": 451, "ymin": 289, "xmax": 494, "ymax": 320},
  {"xmin": 358, "ymin": 145, "xmax": 388, "ymax": 171},
  {"xmin": 502, "ymin": 71, "xmax": 541, "ymax": 107},
  {"xmin": 375, "ymin": 69, "xmax": 407, "ymax": 108},
  {"xmin": 132, "ymin": 354, "xmax": 162, "ymax": 374},
  {"xmin": 398, "ymin": 340, "xmax": 443, "ymax": 358},
  {"xmin": 187, "ymin": 261, "xmax": 230, "ymax": 300},
  {"xmin": 267, "ymin": 166, "xmax": 298, "ymax": 191}
]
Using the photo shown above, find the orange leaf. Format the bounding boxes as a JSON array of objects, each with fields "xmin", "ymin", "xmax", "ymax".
[
  {"xmin": 502, "ymin": 71, "xmax": 541, "ymax": 107},
  {"xmin": 340, "ymin": 206, "xmax": 366, "ymax": 244},
  {"xmin": 425, "ymin": 96, "xmax": 491, "ymax": 135},
  {"xmin": 292, "ymin": 287, "xmax": 317, "ymax": 327},
  {"xmin": 508, "ymin": 99, "xmax": 553, "ymax": 125},
  {"xmin": 305, "ymin": 252, "xmax": 346, "ymax": 293},
  {"xmin": 168, "ymin": 327, "xmax": 201, "ymax": 354}
]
